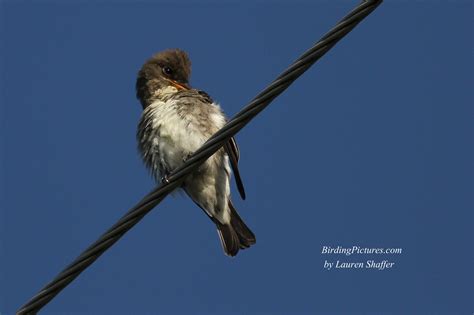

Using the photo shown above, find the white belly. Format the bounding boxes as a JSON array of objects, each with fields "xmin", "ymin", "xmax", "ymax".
[
  {"xmin": 138, "ymin": 97, "xmax": 231, "ymax": 223},
  {"xmin": 149, "ymin": 99, "xmax": 207, "ymax": 172}
]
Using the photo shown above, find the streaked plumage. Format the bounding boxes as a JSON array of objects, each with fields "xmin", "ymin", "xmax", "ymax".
[{"xmin": 136, "ymin": 49, "xmax": 255, "ymax": 256}]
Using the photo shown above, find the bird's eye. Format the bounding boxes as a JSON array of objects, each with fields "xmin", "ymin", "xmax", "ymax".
[{"xmin": 162, "ymin": 66, "xmax": 173, "ymax": 76}]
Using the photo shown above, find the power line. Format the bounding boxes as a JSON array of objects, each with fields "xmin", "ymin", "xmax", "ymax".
[{"xmin": 17, "ymin": 1, "xmax": 383, "ymax": 313}]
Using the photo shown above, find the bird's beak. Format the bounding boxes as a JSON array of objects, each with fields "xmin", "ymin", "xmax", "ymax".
[{"xmin": 166, "ymin": 78, "xmax": 190, "ymax": 90}]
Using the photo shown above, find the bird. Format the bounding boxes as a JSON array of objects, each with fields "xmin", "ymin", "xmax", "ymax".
[{"xmin": 136, "ymin": 49, "xmax": 256, "ymax": 256}]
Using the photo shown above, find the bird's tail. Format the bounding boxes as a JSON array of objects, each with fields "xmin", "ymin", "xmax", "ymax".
[{"xmin": 216, "ymin": 201, "xmax": 256, "ymax": 257}]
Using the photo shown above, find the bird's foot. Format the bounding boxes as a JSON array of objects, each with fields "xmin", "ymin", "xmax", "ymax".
[
  {"xmin": 182, "ymin": 153, "xmax": 193, "ymax": 163},
  {"xmin": 161, "ymin": 174, "xmax": 170, "ymax": 184}
]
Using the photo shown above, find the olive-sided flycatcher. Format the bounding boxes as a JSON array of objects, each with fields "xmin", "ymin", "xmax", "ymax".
[{"xmin": 136, "ymin": 49, "xmax": 255, "ymax": 256}]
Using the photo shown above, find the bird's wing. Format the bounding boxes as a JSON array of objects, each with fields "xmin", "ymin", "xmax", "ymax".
[
  {"xmin": 224, "ymin": 137, "xmax": 246, "ymax": 200},
  {"xmin": 179, "ymin": 89, "xmax": 247, "ymax": 200}
]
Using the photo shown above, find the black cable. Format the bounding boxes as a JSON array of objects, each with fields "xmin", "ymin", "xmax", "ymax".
[{"xmin": 17, "ymin": 1, "xmax": 383, "ymax": 313}]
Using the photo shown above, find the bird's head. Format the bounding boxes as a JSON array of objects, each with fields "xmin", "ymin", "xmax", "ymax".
[{"xmin": 136, "ymin": 49, "xmax": 191, "ymax": 108}]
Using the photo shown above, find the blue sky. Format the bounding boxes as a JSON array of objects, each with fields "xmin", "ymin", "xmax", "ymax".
[{"xmin": 1, "ymin": 1, "xmax": 473, "ymax": 314}]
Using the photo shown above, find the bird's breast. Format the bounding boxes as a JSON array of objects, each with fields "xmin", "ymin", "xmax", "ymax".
[{"xmin": 138, "ymin": 99, "xmax": 215, "ymax": 176}]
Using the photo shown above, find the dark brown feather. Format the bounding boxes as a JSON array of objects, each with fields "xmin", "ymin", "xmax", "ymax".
[
  {"xmin": 216, "ymin": 223, "xmax": 240, "ymax": 257},
  {"xmin": 214, "ymin": 200, "xmax": 255, "ymax": 256},
  {"xmin": 136, "ymin": 49, "xmax": 191, "ymax": 108},
  {"xmin": 225, "ymin": 138, "xmax": 246, "ymax": 200},
  {"xmin": 228, "ymin": 200, "xmax": 256, "ymax": 248}
]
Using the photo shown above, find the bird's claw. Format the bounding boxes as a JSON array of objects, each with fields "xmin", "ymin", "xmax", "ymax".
[
  {"xmin": 182, "ymin": 153, "xmax": 192, "ymax": 163},
  {"xmin": 161, "ymin": 174, "xmax": 170, "ymax": 184}
]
